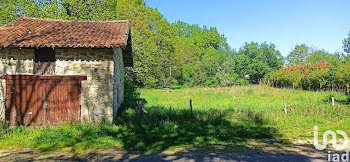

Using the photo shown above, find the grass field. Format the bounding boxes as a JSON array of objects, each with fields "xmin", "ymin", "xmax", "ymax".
[
  {"xmin": 140, "ymin": 85, "xmax": 350, "ymax": 138},
  {"xmin": 0, "ymin": 85, "xmax": 349, "ymax": 153}
]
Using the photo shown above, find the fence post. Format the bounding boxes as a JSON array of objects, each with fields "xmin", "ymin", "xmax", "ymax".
[
  {"xmin": 190, "ymin": 99, "xmax": 193, "ymax": 115},
  {"xmin": 284, "ymin": 98, "xmax": 287, "ymax": 114},
  {"xmin": 238, "ymin": 98, "xmax": 241, "ymax": 114},
  {"xmin": 169, "ymin": 102, "xmax": 172, "ymax": 111},
  {"xmin": 332, "ymin": 97, "xmax": 335, "ymax": 107}
]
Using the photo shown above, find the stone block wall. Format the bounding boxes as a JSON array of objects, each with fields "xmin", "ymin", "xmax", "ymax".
[
  {"xmin": 0, "ymin": 47, "xmax": 124, "ymax": 122},
  {"xmin": 0, "ymin": 48, "xmax": 34, "ymax": 121}
]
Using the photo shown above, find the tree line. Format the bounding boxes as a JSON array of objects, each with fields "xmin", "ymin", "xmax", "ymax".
[
  {"xmin": 1, "ymin": 0, "xmax": 349, "ymax": 91},
  {"xmin": 268, "ymin": 44, "xmax": 350, "ymax": 92}
]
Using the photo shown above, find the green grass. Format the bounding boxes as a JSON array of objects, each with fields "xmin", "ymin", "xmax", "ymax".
[
  {"xmin": 141, "ymin": 85, "xmax": 348, "ymax": 112},
  {"xmin": 0, "ymin": 123, "xmax": 124, "ymax": 152},
  {"xmin": 140, "ymin": 85, "xmax": 350, "ymax": 139},
  {"xmin": 0, "ymin": 85, "xmax": 349, "ymax": 153}
]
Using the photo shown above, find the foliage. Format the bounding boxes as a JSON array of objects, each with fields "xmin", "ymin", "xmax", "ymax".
[
  {"xmin": 119, "ymin": 0, "xmax": 237, "ymax": 88},
  {"xmin": 216, "ymin": 59, "xmax": 239, "ymax": 86},
  {"xmin": 287, "ymin": 44, "xmax": 310, "ymax": 65},
  {"xmin": 271, "ymin": 48, "xmax": 350, "ymax": 92},
  {"xmin": 114, "ymin": 4, "xmax": 234, "ymax": 88},
  {"xmin": 225, "ymin": 42, "xmax": 283, "ymax": 84},
  {"xmin": 0, "ymin": 0, "xmax": 118, "ymax": 25},
  {"xmin": 118, "ymin": 69, "xmax": 142, "ymax": 115},
  {"xmin": 172, "ymin": 22, "xmax": 231, "ymax": 87},
  {"xmin": 306, "ymin": 50, "xmax": 340, "ymax": 65},
  {"xmin": 344, "ymin": 30, "xmax": 350, "ymax": 54},
  {"xmin": 334, "ymin": 59, "xmax": 350, "ymax": 91},
  {"xmin": 117, "ymin": 0, "xmax": 177, "ymax": 88}
]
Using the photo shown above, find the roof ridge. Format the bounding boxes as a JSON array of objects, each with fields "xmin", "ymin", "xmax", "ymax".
[{"xmin": 20, "ymin": 16, "xmax": 129, "ymax": 23}]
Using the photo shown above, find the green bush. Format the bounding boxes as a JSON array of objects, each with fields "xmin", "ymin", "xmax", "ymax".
[{"xmin": 170, "ymin": 84, "xmax": 183, "ymax": 89}]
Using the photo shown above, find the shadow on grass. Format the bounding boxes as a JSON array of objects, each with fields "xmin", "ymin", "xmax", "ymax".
[
  {"xmin": 323, "ymin": 94, "xmax": 350, "ymax": 105},
  {"xmin": 112, "ymin": 106, "xmax": 282, "ymax": 152},
  {"xmin": 338, "ymin": 95, "xmax": 350, "ymax": 105},
  {"xmin": 2, "ymin": 106, "xmax": 285, "ymax": 153}
]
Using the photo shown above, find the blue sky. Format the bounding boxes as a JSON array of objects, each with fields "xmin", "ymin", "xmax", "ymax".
[{"xmin": 144, "ymin": 0, "xmax": 350, "ymax": 56}]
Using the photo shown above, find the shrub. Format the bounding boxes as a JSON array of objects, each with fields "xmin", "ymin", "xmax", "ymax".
[{"xmin": 271, "ymin": 62, "xmax": 336, "ymax": 91}]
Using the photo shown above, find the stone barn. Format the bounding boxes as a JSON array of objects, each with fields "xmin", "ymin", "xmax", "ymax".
[{"xmin": 0, "ymin": 17, "xmax": 133, "ymax": 125}]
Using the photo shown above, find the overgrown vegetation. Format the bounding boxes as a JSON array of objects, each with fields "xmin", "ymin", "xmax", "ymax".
[
  {"xmin": 269, "ymin": 44, "xmax": 350, "ymax": 92},
  {"xmin": 0, "ymin": 106, "xmax": 278, "ymax": 152},
  {"xmin": 140, "ymin": 85, "xmax": 350, "ymax": 138},
  {"xmin": 0, "ymin": 85, "xmax": 349, "ymax": 152}
]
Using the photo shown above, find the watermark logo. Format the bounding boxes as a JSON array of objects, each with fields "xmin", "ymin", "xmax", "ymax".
[{"xmin": 313, "ymin": 126, "xmax": 349, "ymax": 151}]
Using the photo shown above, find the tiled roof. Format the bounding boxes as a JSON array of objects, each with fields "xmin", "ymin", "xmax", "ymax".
[{"xmin": 0, "ymin": 17, "xmax": 131, "ymax": 48}]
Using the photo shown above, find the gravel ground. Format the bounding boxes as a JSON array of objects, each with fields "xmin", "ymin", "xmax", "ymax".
[{"xmin": 0, "ymin": 143, "xmax": 334, "ymax": 162}]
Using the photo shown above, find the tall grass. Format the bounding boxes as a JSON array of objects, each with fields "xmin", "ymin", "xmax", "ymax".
[
  {"xmin": 140, "ymin": 85, "xmax": 350, "ymax": 139},
  {"xmin": 0, "ymin": 123, "xmax": 124, "ymax": 152},
  {"xmin": 0, "ymin": 109, "xmax": 279, "ymax": 152},
  {"xmin": 0, "ymin": 85, "xmax": 349, "ymax": 152}
]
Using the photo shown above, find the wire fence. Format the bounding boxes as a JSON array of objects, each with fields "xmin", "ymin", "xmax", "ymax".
[{"xmin": 337, "ymin": 101, "xmax": 350, "ymax": 104}]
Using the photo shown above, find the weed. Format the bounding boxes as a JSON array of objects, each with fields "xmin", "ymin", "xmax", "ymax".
[{"xmin": 0, "ymin": 85, "xmax": 349, "ymax": 153}]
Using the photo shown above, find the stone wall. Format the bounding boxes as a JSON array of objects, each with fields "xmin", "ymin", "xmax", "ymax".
[
  {"xmin": 0, "ymin": 47, "xmax": 124, "ymax": 122},
  {"xmin": 0, "ymin": 48, "xmax": 34, "ymax": 121}
]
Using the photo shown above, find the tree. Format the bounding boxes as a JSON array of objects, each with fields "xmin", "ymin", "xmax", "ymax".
[
  {"xmin": 0, "ymin": 0, "xmax": 22, "ymax": 25},
  {"xmin": 306, "ymin": 50, "xmax": 341, "ymax": 65},
  {"xmin": 0, "ymin": 0, "xmax": 118, "ymax": 25},
  {"xmin": 271, "ymin": 46, "xmax": 350, "ymax": 92},
  {"xmin": 234, "ymin": 42, "xmax": 283, "ymax": 84},
  {"xmin": 117, "ymin": 0, "xmax": 177, "ymax": 88},
  {"xmin": 216, "ymin": 59, "xmax": 238, "ymax": 86},
  {"xmin": 287, "ymin": 44, "xmax": 310, "ymax": 65},
  {"xmin": 343, "ymin": 30, "xmax": 350, "ymax": 54},
  {"xmin": 171, "ymin": 21, "xmax": 231, "ymax": 87}
]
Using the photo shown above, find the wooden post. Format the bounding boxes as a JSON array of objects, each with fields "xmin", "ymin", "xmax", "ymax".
[
  {"xmin": 332, "ymin": 97, "xmax": 335, "ymax": 107},
  {"xmin": 238, "ymin": 98, "xmax": 241, "ymax": 114},
  {"xmin": 190, "ymin": 99, "xmax": 193, "ymax": 113},
  {"xmin": 190, "ymin": 99, "xmax": 193, "ymax": 115},
  {"xmin": 284, "ymin": 98, "xmax": 287, "ymax": 114},
  {"xmin": 169, "ymin": 102, "xmax": 172, "ymax": 111}
]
